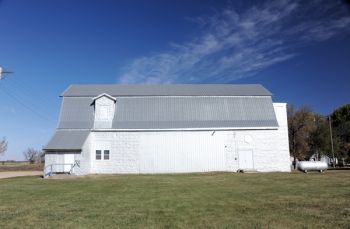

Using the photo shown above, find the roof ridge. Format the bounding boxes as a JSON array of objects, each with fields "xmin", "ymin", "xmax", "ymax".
[{"xmin": 61, "ymin": 84, "xmax": 272, "ymax": 97}]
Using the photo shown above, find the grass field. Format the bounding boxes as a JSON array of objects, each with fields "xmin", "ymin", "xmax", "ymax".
[
  {"xmin": 0, "ymin": 162, "xmax": 43, "ymax": 172},
  {"xmin": 0, "ymin": 171, "xmax": 349, "ymax": 229}
]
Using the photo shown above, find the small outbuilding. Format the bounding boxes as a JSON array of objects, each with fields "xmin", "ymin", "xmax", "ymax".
[{"xmin": 43, "ymin": 84, "xmax": 291, "ymax": 176}]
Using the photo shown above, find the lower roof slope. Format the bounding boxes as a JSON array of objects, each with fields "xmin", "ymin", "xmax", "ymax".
[{"xmin": 44, "ymin": 130, "xmax": 90, "ymax": 151}]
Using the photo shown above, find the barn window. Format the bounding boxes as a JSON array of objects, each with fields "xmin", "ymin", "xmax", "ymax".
[
  {"xmin": 104, "ymin": 150, "xmax": 110, "ymax": 160},
  {"xmin": 96, "ymin": 150, "xmax": 102, "ymax": 160}
]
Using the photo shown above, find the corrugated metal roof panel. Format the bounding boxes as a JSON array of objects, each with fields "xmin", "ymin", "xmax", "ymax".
[
  {"xmin": 43, "ymin": 130, "xmax": 90, "ymax": 151},
  {"xmin": 61, "ymin": 84, "xmax": 272, "ymax": 97},
  {"xmin": 58, "ymin": 97, "xmax": 94, "ymax": 129},
  {"xmin": 112, "ymin": 96, "xmax": 278, "ymax": 129}
]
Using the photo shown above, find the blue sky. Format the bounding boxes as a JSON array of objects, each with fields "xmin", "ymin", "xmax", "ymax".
[{"xmin": 0, "ymin": 0, "xmax": 349, "ymax": 160}]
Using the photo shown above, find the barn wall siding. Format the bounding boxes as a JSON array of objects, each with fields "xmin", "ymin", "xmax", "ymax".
[
  {"xmin": 72, "ymin": 103, "xmax": 290, "ymax": 175},
  {"xmin": 45, "ymin": 154, "xmax": 64, "ymax": 169},
  {"xmin": 73, "ymin": 134, "xmax": 92, "ymax": 175}
]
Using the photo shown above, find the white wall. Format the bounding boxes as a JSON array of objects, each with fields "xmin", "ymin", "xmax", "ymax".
[
  {"xmin": 138, "ymin": 131, "xmax": 227, "ymax": 173},
  {"xmin": 72, "ymin": 134, "xmax": 92, "ymax": 175},
  {"xmin": 68, "ymin": 102, "xmax": 291, "ymax": 175},
  {"xmin": 89, "ymin": 132, "xmax": 140, "ymax": 173}
]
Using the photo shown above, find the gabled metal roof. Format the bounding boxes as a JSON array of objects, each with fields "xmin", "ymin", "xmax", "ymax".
[
  {"xmin": 57, "ymin": 96, "xmax": 278, "ymax": 130},
  {"xmin": 61, "ymin": 84, "xmax": 272, "ymax": 97},
  {"xmin": 43, "ymin": 130, "xmax": 90, "ymax": 151},
  {"xmin": 46, "ymin": 84, "xmax": 279, "ymax": 150}
]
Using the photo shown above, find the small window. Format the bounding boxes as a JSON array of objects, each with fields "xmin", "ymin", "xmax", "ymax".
[
  {"xmin": 96, "ymin": 150, "xmax": 101, "ymax": 160},
  {"xmin": 104, "ymin": 150, "xmax": 110, "ymax": 160}
]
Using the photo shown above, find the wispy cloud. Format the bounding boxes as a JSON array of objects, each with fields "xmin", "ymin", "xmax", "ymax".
[{"xmin": 118, "ymin": 0, "xmax": 350, "ymax": 84}]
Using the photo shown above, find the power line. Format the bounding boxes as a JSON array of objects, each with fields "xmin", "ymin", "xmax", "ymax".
[
  {"xmin": 0, "ymin": 83, "xmax": 54, "ymax": 122},
  {"xmin": 0, "ymin": 66, "xmax": 57, "ymax": 122},
  {"xmin": 6, "ymin": 76, "xmax": 55, "ymax": 110}
]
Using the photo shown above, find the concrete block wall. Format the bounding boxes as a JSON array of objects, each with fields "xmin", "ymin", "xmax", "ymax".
[
  {"xmin": 252, "ymin": 103, "xmax": 290, "ymax": 172},
  {"xmin": 90, "ymin": 132, "xmax": 140, "ymax": 173}
]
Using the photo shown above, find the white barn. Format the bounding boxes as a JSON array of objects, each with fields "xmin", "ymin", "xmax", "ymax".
[{"xmin": 43, "ymin": 84, "xmax": 291, "ymax": 176}]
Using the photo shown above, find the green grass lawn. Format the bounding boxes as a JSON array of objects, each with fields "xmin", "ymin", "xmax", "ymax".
[{"xmin": 0, "ymin": 171, "xmax": 349, "ymax": 229}]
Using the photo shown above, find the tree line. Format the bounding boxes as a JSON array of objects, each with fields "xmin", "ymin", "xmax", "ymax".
[
  {"xmin": 0, "ymin": 138, "xmax": 43, "ymax": 164},
  {"xmin": 288, "ymin": 104, "xmax": 350, "ymax": 166}
]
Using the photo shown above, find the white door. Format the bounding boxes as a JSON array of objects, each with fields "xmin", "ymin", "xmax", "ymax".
[
  {"xmin": 238, "ymin": 150, "xmax": 254, "ymax": 169},
  {"xmin": 64, "ymin": 154, "xmax": 75, "ymax": 172}
]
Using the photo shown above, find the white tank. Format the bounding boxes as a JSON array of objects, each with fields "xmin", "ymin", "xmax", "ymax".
[{"xmin": 297, "ymin": 161, "xmax": 328, "ymax": 173}]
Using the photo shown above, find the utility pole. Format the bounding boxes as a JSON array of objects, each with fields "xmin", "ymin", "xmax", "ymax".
[
  {"xmin": 0, "ymin": 66, "xmax": 14, "ymax": 80},
  {"xmin": 328, "ymin": 116, "xmax": 336, "ymax": 168}
]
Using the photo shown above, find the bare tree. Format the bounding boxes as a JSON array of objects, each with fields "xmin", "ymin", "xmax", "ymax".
[
  {"xmin": 37, "ymin": 150, "xmax": 45, "ymax": 164},
  {"xmin": 0, "ymin": 137, "xmax": 8, "ymax": 156},
  {"xmin": 23, "ymin": 148, "xmax": 41, "ymax": 164}
]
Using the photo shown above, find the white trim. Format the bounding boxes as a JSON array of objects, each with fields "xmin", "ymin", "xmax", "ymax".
[
  {"xmin": 95, "ymin": 149, "xmax": 111, "ymax": 161},
  {"xmin": 60, "ymin": 85, "xmax": 73, "ymax": 97},
  {"xmin": 273, "ymin": 102, "xmax": 287, "ymax": 106},
  {"xmin": 56, "ymin": 126, "xmax": 279, "ymax": 132},
  {"xmin": 92, "ymin": 93, "xmax": 116, "ymax": 102},
  {"xmin": 63, "ymin": 95, "xmax": 272, "ymax": 99},
  {"xmin": 91, "ymin": 127, "xmax": 278, "ymax": 132}
]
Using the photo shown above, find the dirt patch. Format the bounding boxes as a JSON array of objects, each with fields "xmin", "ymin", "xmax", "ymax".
[{"xmin": 0, "ymin": 171, "xmax": 42, "ymax": 179}]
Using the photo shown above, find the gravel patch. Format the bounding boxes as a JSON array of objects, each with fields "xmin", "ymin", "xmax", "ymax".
[{"xmin": 0, "ymin": 171, "xmax": 42, "ymax": 179}]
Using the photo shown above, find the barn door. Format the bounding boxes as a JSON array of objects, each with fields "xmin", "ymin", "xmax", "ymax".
[
  {"xmin": 238, "ymin": 150, "xmax": 254, "ymax": 170},
  {"xmin": 139, "ymin": 132, "xmax": 226, "ymax": 173}
]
